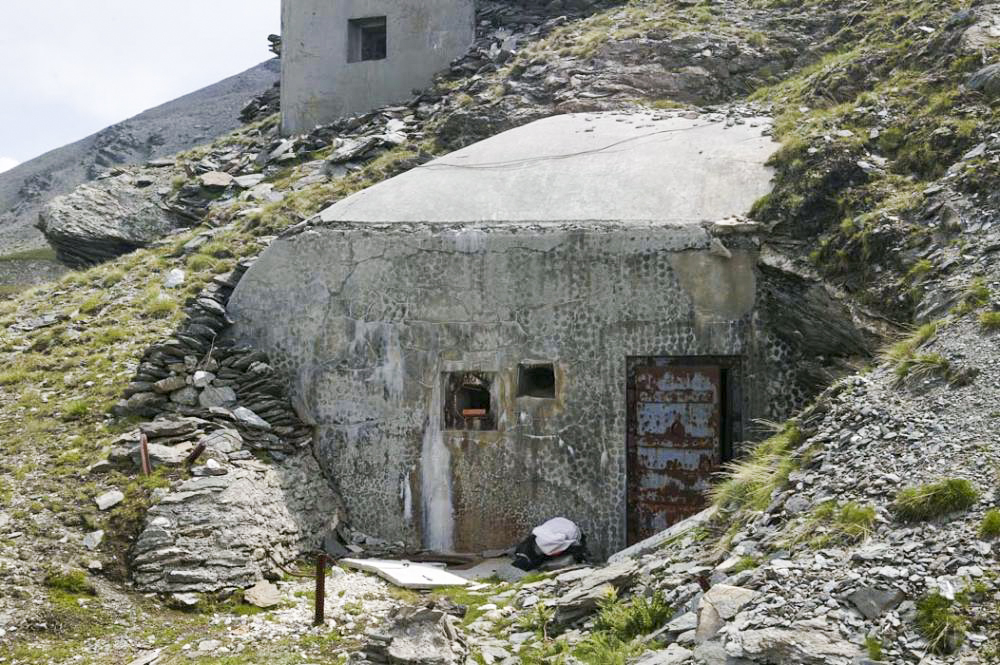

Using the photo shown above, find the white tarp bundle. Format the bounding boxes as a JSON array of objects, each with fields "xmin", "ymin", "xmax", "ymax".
[{"xmin": 532, "ymin": 517, "xmax": 581, "ymax": 556}]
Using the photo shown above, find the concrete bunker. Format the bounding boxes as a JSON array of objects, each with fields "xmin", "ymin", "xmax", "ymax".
[
  {"xmin": 228, "ymin": 111, "xmax": 848, "ymax": 558},
  {"xmin": 280, "ymin": 0, "xmax": 476, "ymax": 134}
]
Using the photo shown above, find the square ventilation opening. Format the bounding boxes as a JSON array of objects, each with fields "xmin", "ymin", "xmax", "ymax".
[
  {"xmin": 444, "ymin": 372, "xmax": 496, "ymax": 431},
  {"xmin": 517, "ymin": 363, "xmax": 556, "ymax": 398},
  {"xmin": 348, "ymin": 16, "xmax": 387, "ymax": 63}
]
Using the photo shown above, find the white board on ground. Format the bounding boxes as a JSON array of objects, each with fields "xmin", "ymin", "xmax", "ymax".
[{"xmin": 341, "ymin": 558, "xmax": 470, "ymax": 589}]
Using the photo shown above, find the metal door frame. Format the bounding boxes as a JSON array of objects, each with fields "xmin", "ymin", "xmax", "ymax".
[{"xmin": 625, "ymin": 355, "xmax": 743, "ymax": 544}]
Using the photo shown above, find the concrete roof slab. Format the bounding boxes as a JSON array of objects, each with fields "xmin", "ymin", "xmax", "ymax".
[{"xmin": 319, "ymin": 111, "xmax": 778, "ymax": 226}]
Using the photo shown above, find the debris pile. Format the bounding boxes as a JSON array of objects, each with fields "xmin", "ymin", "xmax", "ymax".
[{"xmin": 363, "ymin": 607, "xmax": 467, "ymax": 665}]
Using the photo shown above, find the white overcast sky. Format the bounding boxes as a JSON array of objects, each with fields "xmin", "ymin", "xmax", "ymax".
[{"xmin": 0, "ymin": 1, "xmax": 280, "ymax": 173}]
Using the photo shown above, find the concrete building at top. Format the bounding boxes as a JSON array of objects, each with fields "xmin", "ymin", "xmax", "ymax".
[
  {"xmin": 280, "ymin": 0, "xmax": 476, "ymax": 135},
  {"xmin": 227, "ymin": 111, "xmax": 871, "ymax": 558}
]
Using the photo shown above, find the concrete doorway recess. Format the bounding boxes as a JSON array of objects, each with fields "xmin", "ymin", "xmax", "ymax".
[{"xmin": 626, "ymin": 356, "xmax": 742, "ymax": 545}]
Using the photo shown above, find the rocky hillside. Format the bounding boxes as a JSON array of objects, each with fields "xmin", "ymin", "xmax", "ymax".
[
  {"xmin": 1, "ymin": 0, "xmax": 999, "ymax": 663},
  {"xmin": 0, "ymin": 58, "xmax": 280, "ymax": 289}
]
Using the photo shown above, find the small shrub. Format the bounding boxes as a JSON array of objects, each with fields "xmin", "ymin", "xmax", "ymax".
[
  {"xmin": 893, "ymin": 478, "xmax": 979, "ymax": 522},
  {"xmin": 915, "ymin": 592, "xmax": 966, "ymax": 655},
  {"xmin": 979, "ymin": 509, "xmax": 1000, "ymax": 539},
  {"xmin": 979, "ymin": 311, "xmax": 1000, "ymax": 329}
]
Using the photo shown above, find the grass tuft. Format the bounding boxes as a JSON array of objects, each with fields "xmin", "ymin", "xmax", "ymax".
[
  {"xmin": 894, "ymin": 352, "xmax": 950, "ymax": 383},
  {"xmin": 979, "ymin": 311, "xmax": 1000, "ymax": 330},
  {"xmin": 62, "ymin": 399, "xmax": 93, "ymax": 421},
  {"xmin": 882, "ymin": 321, "xmax": 939, "ymax": 363},
  {"xmin": 865, "ymin": 635, "xmax": 884, "ymax": 660},
  {"xmin": 979, "ymin": 509, "xmax": 1000, "ymax": 540},
  {"xmin": 893, "ymin": 478, "xmax": 979, "ymax": 522},
  {"xmin": 572, "ymin": 633, "xmax": 646, "ymax": 665},
  {"xmin": 44, "ymin": 569, "xmax": 96, "ymax": 596},
  {"xmin": 711, "ymin": 421, "xmax": 804, "ymax": 511},
  {"xmin": 915, "ymin": 592, "xmax": 966, "ymax": 655}
]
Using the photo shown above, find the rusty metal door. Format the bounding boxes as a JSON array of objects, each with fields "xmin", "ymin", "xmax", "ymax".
[{"xmin": 627, "ymin": 364, "xmax": 721, "ymax": 544}]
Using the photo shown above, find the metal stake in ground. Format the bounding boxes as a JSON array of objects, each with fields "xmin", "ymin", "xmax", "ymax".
[
  {"xmin": 314, "ymin": 553, "xmax": 327, "ymax": 626},
  {"xmin": 139, "ymin": 432, "xmax": 152, "ymax": 476},
  {"xmin": 184, "ymin": 442, "xmax": 207, "ymax": 467}
]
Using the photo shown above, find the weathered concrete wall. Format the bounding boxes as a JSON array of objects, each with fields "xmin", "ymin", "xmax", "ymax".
[
  {"xmin": 228, "ymin": 221, "xmax": 799, "ymax": 558},
  {"xmin": 281, "ymin": 0, "xmax": 476, "ymax": 134}
]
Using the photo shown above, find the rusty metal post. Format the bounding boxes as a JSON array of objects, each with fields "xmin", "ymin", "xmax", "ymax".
[
  {"xmin": 184, "ymin": 442, "xmax": 207, "ymax": 467},
  {"xmin": 314, "ymin": 553, "xmax": 327, "ymax": 626},
  {"xmin": 139, "ymin": 433, "xmax": 152, "ymax": 476}
]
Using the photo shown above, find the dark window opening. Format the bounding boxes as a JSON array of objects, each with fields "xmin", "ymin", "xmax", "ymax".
[
  {"xmin": 517, "ymin": 364, "xmax": 556, "ymax": 398},
  {"xmin": 444, "ymin": 372, "xmax": 496, "ymax": 431},
  {"xmin": 348, "ymin": 17, "xmax": 387, "ymax": 63}
]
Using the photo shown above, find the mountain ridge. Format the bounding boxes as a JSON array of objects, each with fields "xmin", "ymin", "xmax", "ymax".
[{"xmin": 0, "ymin": 58, "xmax": 280, "ymax": 265}]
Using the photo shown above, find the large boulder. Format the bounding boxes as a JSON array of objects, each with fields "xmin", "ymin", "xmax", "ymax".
[
  {"xmin": 726, "ymin": 625, "xmax": 862, "ymax": 665},
  {"xmin": 37, "ymin": 173, "xmax": 184, "ymax": 267}
]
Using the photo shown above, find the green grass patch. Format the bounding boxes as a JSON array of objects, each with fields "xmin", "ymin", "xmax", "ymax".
[
  {"xmin": 904, "ymin": 259, "xmax": 933, "ymax": 282},
  {"xmin": 979, "ymin": 509, "xmax": 1000, "ymax": 540},
  {"xmin": 186, "ymin": 253, "xmax": 218, "ymax": 272},
  {"xmin": 430, "ymin": 584, "xmax": 499, "ymax": 626},
  {"xmin": 98, "ymin": 268, "xmax": 126, "ymax": 287},
  {"xmin": 729, "ymin": 556, "xmax": 760, "ymax": 574},
  {"xmin": 144, "ymin": 293, "xmax": 179, "ymax": 320},
  {"xmin": 883, "ymin": 321, "xmax": 939, "ymax": 363},
  {"xmin": 0, "ymin": 247, "xmax": 59, "ymax": 262},
  {"xmin": 199, "ymin": 240, "xmax": 234, "ymax": 259},
  {"xmin": 44, "ymin": 568, "xmax": 96, "ymax": 596},
  {"xmin": 62, "ymin": 398, "xmax": 93, "ymax": 421},
  {"xmin": 0, "ymin": 368, "xmax": 29, "ymax": 386},
  {"xmin": 78, "ymin": 294, "xmax": 103, "ymax": 315},
  {"xmin": 893, "ymin": 478, "xmax": 979, "ymax": 522}
]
